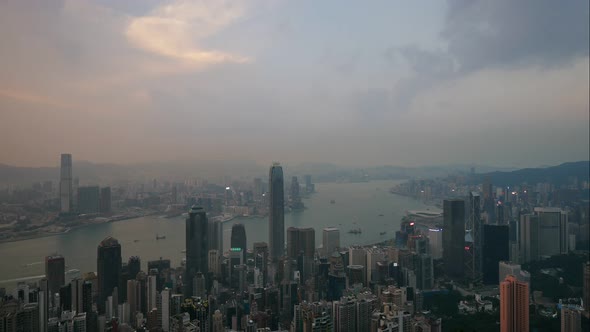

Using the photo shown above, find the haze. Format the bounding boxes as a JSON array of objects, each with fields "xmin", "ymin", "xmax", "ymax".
[{"xmin": 1, "ymin": 0, "xmax": 588, "ymax": 168}]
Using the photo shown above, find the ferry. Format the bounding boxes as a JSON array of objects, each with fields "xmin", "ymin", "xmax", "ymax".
[{"xmin": 156, "ymin": 235, "xmax": 166, "ymax": 240}]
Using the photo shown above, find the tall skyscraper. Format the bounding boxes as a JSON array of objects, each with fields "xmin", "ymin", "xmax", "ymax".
[
  {"xmin": 230, "ymin": 223, "xmax": 247, "ymax": 263},
  {"xmin": 97, "ymin": 237, "xmax": 122, "ymax": 314},
  {"xmin": 427, "ymin": 228, "xmax": 443, "ymax": 259},
  {"xmin": 286, "ymin": 227, "xmax": 315, "ymax": 281},
  {"xmin": 208, "ymin": 219, "xmax": 224, "ymax": 253},
  {"xmin": 468, "ymin": 192, "xmax": 482, "ymax": 279},
  {"xmin": 59, "ymin": 154, "xmax": 73, "ymax": 213},
  {"xmin": 269, "ymin": 163, "xmax": 285, "ymax": 261},
  {"xmin": 443, "ymin": 199, "xmax": 465, "ymax": 279},
  {"xmin": 534, "ymin": 207, "xmax": 569, "ymax": 256},
  {"xmin": 78, "ymin": 186, "xmax": 100, "ymax": 214},
  {"xmin": 520, "ymin": 214, "xmax": 539, "ymax": 263},
  {"xmin": 482, "ymin": 225, "xmax": 509, "ymax": 284},
  {"xmin": 500, "ymin": 275, "xmax": 529, "ymax": 332},
  {"xmin": 584, "ymin": 262, "xmax": 590, "ymax": 316},
  {"xmin": 323, "ymin": 227, "xmax": 340, "ymax": 256},
  {"xmin": 45, "ymin": 255, "xmax": 65, "ymax": 301},
  {"xmin": 100, "ymin": 187, "xmax": 112, "ymax": 213},
  {"xmin": 185, "ymin": 206, "xmax": 208, "ymax": 297},
  {"xmin": 561, "ymin": 307, "xmax": 581, "ymax": 332},
  {"xmin": 253, "ymin": 242, "xmax": 269, "ymax": 286}
]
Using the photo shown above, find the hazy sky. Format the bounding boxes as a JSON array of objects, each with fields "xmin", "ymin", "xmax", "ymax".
[{"xmin": 1, "ymin": 0, "xmax": 588, "ymax": 168}]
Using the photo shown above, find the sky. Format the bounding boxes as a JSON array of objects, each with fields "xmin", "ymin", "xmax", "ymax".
[{"xmin": 0, "ymin": 0, "xmax": 588, "ymax": 168}]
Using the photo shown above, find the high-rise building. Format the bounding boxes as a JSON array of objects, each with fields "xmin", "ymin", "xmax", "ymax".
[
  {"xmin": 415, "ymin": 254, "xmax": 434, "ymax": 290},
  {"xmin": 45, "ymin": 255, "xmax": 65, "ymax": 301},
  {"xmin": 286, "ymin": 227, "xmax": 315, "ymax": 281},
  {"xmin": 323, "ymin": 227, "xmax": 340, "ymax": 256},
  {"xmin": 59, "ymin": 154, "xmax": 73, "ymax": 213},
  {"xmin": 231, "ymin": 223, "xmax": 247, "ymax": 263},
  {"xmin": 443, "ymin": 199, "xmax": 465, "ymax": 279},
  {"xmin": 584, "ymin": 262, "xmax": 590, "ymax": 315},
  {"xmin": 498, "ymin": 261, "xmax": 530, "ymax": 289},
  {"xmin": 269, "ymin": 163, "xmax": 285, "ymax": 261},
  {"xmin": 97, "ymin": 237, "xmax": 122, "ymax": 314},
  {"xmin": 534, "ymin": 207, "xmax": 569, "ymax": 256},
  {"xmin": 468, "ymin": 192, "xmax": 482, "ymax": 280},
  {"xmin": 208, "ymin": 219, "xmax": 224, "ymax": 253},
  {"xmin": 100, "ymin": 187, "xmax": 111, "ymax": 213},
  {"xmin": 253, "ymin": 242, "xmax": 269, "ymax": 286},
  {"xmin": 78, "ymin": 186, "xmax": 100, "ymax": 214},
  {"xmin": 520, "ymin": 214, "xmax": 539, "ymax": 263},
  {"xmin": 427, "ymin": 228, "xmax": 443, "ymax": 259},
  {"xmin": 482, "ymin": 225, "xmax": 509, "ymax": 284},
  {"xmin": 146, "ymin": 275, "xmax": 157, "ymax": 313},
  {"xmin": 500, "ymin": 275, "xmax": 529, "ymax": 332},
  {"xmin": 561, "ymin": 307, "xmax": 581, "ymax": 332},
  {"xmin": 185, "ymin": 206, "xmax": 208, "ymax": 297},
  {"xmin": 334, "ymin": 299, "xmax": 356, "ymax": 332}
]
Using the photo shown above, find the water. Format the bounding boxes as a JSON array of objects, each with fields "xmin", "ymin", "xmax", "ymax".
[{"xmin": 0, "ymin": 180, "xmax": 436, "ymax": 287}]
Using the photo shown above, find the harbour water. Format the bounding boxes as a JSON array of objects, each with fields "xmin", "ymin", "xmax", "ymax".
[{"xmin": 0, "ymin": 180, "xmax": 437, "ymax": 287}]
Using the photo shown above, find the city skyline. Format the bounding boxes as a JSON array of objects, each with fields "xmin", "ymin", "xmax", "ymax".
[{"xmin": 0, "ymin": 1, "xmax": 588, "ymax": 168}]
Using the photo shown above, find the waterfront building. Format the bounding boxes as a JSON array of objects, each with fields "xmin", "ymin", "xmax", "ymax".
[
  {"xmin": 100, "ymin": 187, "xmax": 111, "ymax": 213},
  {"xmin": 59, "ymin": 153, "xmax": 73, "ymax": 213},
  {"xmin": 78, "ymin": 186, "xmax": 100, "ymax": 214}
]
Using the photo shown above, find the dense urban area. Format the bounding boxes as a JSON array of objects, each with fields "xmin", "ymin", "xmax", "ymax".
[{"xmin": 0, "ymin": 154, "xmax": 588, "ymax": 332}]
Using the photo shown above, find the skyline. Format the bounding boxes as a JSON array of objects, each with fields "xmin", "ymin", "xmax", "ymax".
[{"xmin": 1, "ymin": 0, "xmax": 589, "ymax": 168}]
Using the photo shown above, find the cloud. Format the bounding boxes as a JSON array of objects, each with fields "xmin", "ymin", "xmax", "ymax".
[
  {"xmin": 125, "ymin": 0, "xmax": 251, "ymax": 67},
  {"xmin": 386, "ymin": 0, "xmax": 589, "ymax": 112},
  {"xmin": 443, "ymin": 0, "xmax": 589, "ymax": 72}
]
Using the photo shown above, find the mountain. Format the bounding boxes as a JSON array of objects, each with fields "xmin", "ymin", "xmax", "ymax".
[{"xmin": 475, "ymin": 161, "xmax": 590, "ymax": 187}]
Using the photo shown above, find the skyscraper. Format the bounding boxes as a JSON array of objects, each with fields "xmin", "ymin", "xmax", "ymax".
[
  {"xmin": 100, "ymin": 187, "xmax": 112, "ymax": 213},
  {"xmin": 78, "ymin": 186, "xmax": 100, "ymax": 214},
  {"xmin": 500, "ymin": 275, "xmax": 529, "ymax": 332},
  {"xmin": 323, "ymin": 227, "xmax": 340, "ymax": 256},
  {"xmin": 286, "ymin": 227, "xmax": 315, "ymax": 281},
  {"xmin": 269, "ymin": 163, "xmax": 285, "ymax": 261},
  {"xmin": 45, "ymin": 255, "xmax": 65, "ymax": 302},
  {"xmin": 208, "ymin": 219, "xmax": 224, "ymax": 253},
  {"xmin": 482, "ymin": 225, "xmax": 509, "ymax": 284},
  {"xmin": 253, "ymin": 242, "xmax": 269, "ymax": 286},
  {"xmin": 230, "ymin": 223, "xmax": 247, "ymax": 263},
  {"xmin": 584, "ymin": 262, "xmax": 590, "ymax": 315},
  {"xmin": 520, "ymin": 214, "xmax": 539, "ymax": 263},
  {"xmin": 534, "ymin": 207, "xmax": 569, "ymax": 256},
  {"xmin": 561, "ymin": 307, "xmax": 581, "ymax": 332},
  {"xmin": 59, "ymin": 154, "xmax": 73, "ymax": 213},
  {"xmin": 97, "ymin": 237, "xmax": 122, "ymax": 314},
  {"xmin": 468, "ymin": 192, "xmax": 482, "ymax": 279},
  {"xmin": 185, "ymin": 206, "xmax": 208, "ymax": 297},
  {"xmin": 443, "ymin": 199, "xmax": 465, "ymax": 279}
]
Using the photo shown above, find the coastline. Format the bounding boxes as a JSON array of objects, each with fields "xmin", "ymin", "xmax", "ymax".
[{"xmin": 0, "ymin": 212, "xmax": 159, "ymax": 245}]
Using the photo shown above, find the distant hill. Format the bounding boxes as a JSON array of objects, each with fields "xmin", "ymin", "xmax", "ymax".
[{"xmin": 475, "ymin": 161, "xmax": 590, "ymax": 187}]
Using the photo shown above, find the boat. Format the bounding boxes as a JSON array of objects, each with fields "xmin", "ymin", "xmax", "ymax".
[
  {"xmin": 133, "ymin": 239, "xmax": 140, "ymax": 243},
  {"xmin": 348, "ymin": 228, "xmax": 362, "ymax": 234},
  {"xmin": 330, "ymin": 200, "xmax": 336, "ymax": 204},
  {"xmin": 156, "ymin": 235, "xmax": 166, "ymax": 240},
  {"xmin": 378, "ymin": 214, "xmax": 384, "ymax": 217},
  {"xmin": 380, "ymin": 231, "xmax": 387, "ymax": 235}
]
